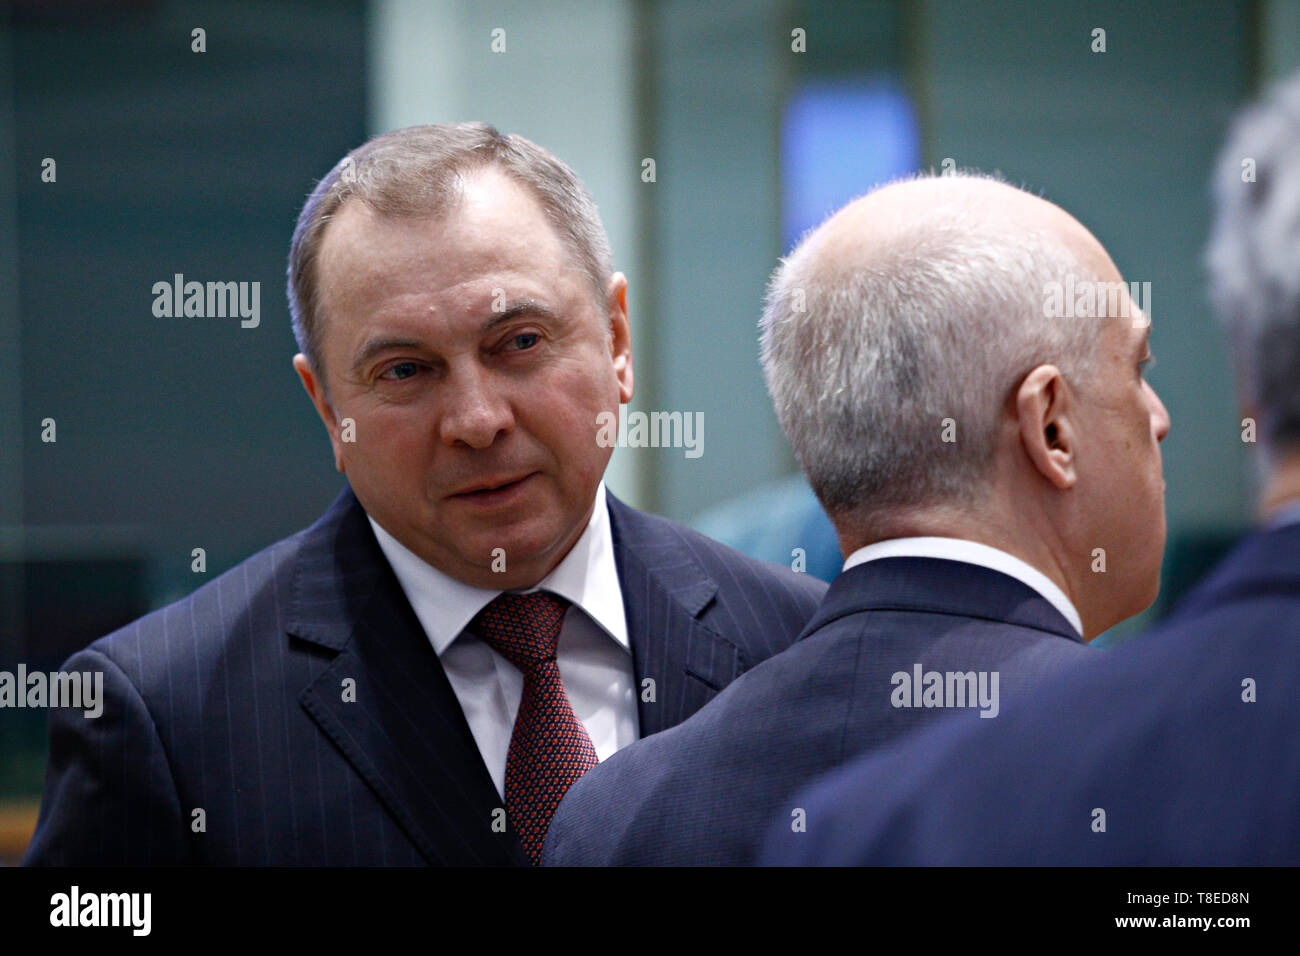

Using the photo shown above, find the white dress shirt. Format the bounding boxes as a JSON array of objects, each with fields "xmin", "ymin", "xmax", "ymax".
[
  {"xmin": 842, "ymin": 536, "xmax": 1084, "ymax": 637},
  {"xmin": 368, "ymin": 482, "xmax": 640, "ymax": 799}
]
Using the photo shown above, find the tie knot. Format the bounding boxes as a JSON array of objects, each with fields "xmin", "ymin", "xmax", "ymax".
[{"xmin": 471, "ymin": 590, "xmax": 571, "ymax": 671}]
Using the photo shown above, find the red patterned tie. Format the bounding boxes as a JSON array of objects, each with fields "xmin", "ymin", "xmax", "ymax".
[{"xmin": 471, "ymin": 591, "xmax": 599, "ymax": 864}]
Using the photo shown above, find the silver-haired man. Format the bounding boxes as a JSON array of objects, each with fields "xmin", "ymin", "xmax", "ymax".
[
  {"xmin": 544, "ymin": 171, "xmax": 1166, "ymax": 866},
  {"xmin": 765, "ymin": 72, "xmax": 1300, "ymax": 867}
]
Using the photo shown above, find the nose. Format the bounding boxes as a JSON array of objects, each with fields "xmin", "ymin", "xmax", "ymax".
[
  {"xmin": 438, "ymin": 364, "xmax": 515, "ymax": 449},
  {"xmin": 1146, "ymin": 380, "xmax": 1171, "ymax": 442}
]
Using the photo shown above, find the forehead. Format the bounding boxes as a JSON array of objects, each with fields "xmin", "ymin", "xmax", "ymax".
[
  {"xmin": 315, "ymin": 168, "xmax": 579, "ymax": 320},
  {"xmin": 1064, "ymin": 227, "xmax": 1150, "ymax": 350}
]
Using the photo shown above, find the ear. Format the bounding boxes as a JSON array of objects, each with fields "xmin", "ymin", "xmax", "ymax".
[
  {"xmin": 293, "ymin": 353, "xmax": 346, "ymax": 473},
  {"xmin": 606, "ymin": 272, "xmax": 634, "ymax": 404},
  {"xmin": 1016, "ymin": 364, "xmax": 1077, "ymax": 490}
]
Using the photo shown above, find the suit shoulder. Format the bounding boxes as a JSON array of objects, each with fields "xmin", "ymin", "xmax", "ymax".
[{"xmin": 81, "ymin": 525, "xmax": 310, "ymax": 685}]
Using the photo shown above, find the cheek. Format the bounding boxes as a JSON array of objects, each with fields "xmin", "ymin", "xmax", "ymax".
[
  {"xmin": 340, "ymin": 404, "xmax": 437, "ymax": 466},
  {"xmin": 528, "ymin": 370, "xmax": 617, "ymax": 474},
  {"xmin": 540, "ymin": 355, "xmax": 620, "ymax": 425}
]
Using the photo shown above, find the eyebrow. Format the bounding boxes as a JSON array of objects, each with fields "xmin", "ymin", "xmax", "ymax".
[
  {"xmin": 351, "ymin": 336, "xmax": 425, "ymax": 376},
  {"xmin": 490, "ymin": 300, "xmax": 560, "ymax": 326},
  {"xmin": 349, "ymin": 300, "xmax": 561, "ymax": 376}
]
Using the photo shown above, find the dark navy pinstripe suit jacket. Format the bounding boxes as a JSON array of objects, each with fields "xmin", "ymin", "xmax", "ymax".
[{"xmin": 23, "ymin": 485, "xmax": 825, "ymax": 865}]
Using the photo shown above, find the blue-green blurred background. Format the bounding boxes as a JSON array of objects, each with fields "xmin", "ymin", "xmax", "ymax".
[{"xmin": 2, "ymin": 0, "xmax": 1296, "ymax": 858}]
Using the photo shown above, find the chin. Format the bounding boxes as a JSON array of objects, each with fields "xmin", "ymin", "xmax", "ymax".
[{"xmin": 489, "ymin": 516, "xmax": 571, "ymax": 565}]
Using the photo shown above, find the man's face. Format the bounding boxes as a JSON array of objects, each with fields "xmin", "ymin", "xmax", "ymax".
[
  {"xmin": 1071, "ymin": 275, "xmax": 1170, "ymax": 629},
  {"xmin": 295, "ymin": 166, "xmax": 633, "ymax": 590}
]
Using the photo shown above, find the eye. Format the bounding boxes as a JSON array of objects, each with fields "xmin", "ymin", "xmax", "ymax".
[
  {"xmin": 379, "ymin": 361, "xmax": 422, "ymax": 381},
  {"xmin": 503, "ymin": 332, "xmax": 540, "ymax": 352},
  {"xmin": 1139, "ymin": 354, "xmax": 1156, "ymax": 375}
]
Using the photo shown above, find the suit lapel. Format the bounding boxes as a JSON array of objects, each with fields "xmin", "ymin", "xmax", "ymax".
[
  {"xmin": 288, "ymin": 486, "xmax": 529, "ymax": 865},
  {"xmin": 286, "ymin": 486, "xmax": 742, "ymax": 860},
  {"xmin": 606, "ymin": 494, "xmax": 742, "ymax": 735}
]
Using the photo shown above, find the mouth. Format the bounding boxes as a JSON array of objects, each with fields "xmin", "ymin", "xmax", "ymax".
[{"xmin": 447, "ymin": 472, "xmax": 538, "ymax": 505}]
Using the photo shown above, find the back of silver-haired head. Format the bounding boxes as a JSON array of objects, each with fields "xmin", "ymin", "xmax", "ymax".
[{"xmin": 760, "ymin": 172, "xmax": 1103, "ymax": 526}]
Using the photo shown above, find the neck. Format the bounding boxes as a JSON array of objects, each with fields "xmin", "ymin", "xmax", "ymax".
[{"xmin": 842, "ymin": 501, "xmax": 1086, "ymax": 631}]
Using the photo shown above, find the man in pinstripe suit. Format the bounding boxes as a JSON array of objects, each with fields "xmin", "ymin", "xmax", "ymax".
[{"xmin": 24, "ymin": 124, "xmax": 824, "ymax": 866}]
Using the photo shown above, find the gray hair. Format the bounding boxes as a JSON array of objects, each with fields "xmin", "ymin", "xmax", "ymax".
[
  {"xmin": 287, "ymin": 122, "xmax": 614, "ymax": 382},
  {"xmin": 759, "ymin": 172, "xmax": 1103, "ymax": 524},
  {"xmin": 1206, "ymin": 71, "xmax": 1300, "ymax": 451}
]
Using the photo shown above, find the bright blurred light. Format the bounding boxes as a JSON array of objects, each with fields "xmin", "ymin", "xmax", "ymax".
[{"xmin": 782, "ymin": 76, "xmax": 921, "ymax": 252}]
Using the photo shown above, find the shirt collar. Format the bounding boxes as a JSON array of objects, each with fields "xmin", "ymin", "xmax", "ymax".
[
  {"xmin": 842, "ymin": 536, "xmax": 1084, "ymax": 637},
  {"xmin": 367, "ymin": 482, "xmax": 629, "ymax": 656}
]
